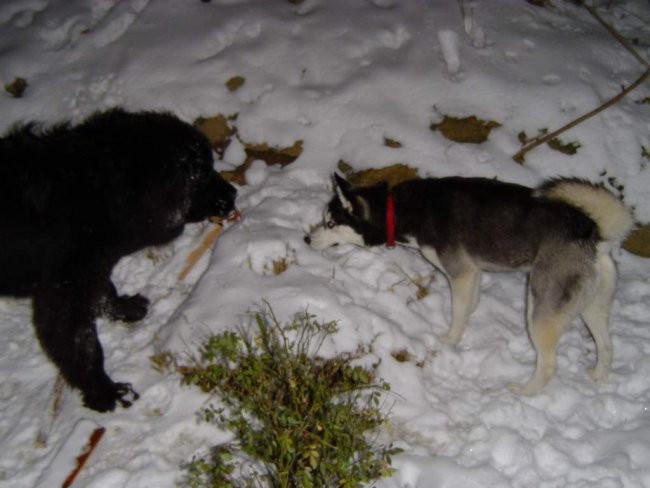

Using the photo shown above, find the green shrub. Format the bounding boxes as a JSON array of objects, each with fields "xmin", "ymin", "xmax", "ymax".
[{"xmin": 178, "ymin": 306, "xmax": 398, "ymax": 487}]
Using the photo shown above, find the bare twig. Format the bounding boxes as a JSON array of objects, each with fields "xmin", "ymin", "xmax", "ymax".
[
  {"xmin": 513, "ymin": 68, "xmax": 650, "ymax": 163},
  {"xmin": 581, "ymin": 2, "xmax": 649, "ymax": 69},
  {"xmin": 512, "ymin": 2, "xmax": 650, "ymax": 163},
  {"xmin": 34, "ymin": 375, "xmax": 66, "ymax": 448},
  {"xmin": 62, "ymin": 427, "xmax": 106, "ymax": 488}
]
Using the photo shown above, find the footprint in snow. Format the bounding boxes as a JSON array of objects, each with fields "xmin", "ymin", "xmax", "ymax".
[
  {"xmin": 438, "ymin": 29, "xmax": 460, "ymax": 74},
  {"xmin": 90, "ymin": 0, "xmax": 151, "ymax": 49}
]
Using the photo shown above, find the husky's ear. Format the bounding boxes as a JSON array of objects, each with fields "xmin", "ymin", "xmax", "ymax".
[{"xmin": 332, "ymin": 173, "xmax": 354, "ymax": 214}]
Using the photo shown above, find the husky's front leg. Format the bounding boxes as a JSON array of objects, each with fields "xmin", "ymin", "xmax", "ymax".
[
  {"xmin": 421, "ymin": 247, "xmax": 481, "ymax": 344},
  {"xmin": 441, "ymin": 266, "xmax": 481, "ymax": 344}
]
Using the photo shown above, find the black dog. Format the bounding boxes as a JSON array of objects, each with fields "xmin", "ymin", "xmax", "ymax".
[{"xmin": 0, "ymin": 108, "xmax": 237, "ymax": 412}]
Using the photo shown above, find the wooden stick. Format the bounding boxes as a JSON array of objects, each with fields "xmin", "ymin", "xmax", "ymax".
[
  {"xmin": 513, "ymin": 68, "xmax": 650, "ymax": 163},
  {"xmin": 62, "ymin": 427, "xmax": 106, "ymax": 488},
  {"xmin": 581, "ymin": 2, "xmax": 649, "ymax": 69},
  {"xmin": 512, "ymin": 2, "xmax": 650, "ymax": 163},
  {"xmin": 35, "ymin": 420, "xmax": 106, "ymax": 488},
  {"xmin": 35, "ymin": 375, "xmax": 66, "ymax": 448},
  {"xmin": 178, "ymin": 223, "xmax": 224, "ymax": 282},
  {"xmin": 178, "ymin": 209, "xmax": 241, "ymax": 282}
]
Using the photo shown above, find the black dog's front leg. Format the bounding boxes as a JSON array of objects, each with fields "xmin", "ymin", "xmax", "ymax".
[
  {"xmin": 103, "ymin": 281, "xmax": 150, "ymax": 323},
  {"xmin": 32, "ymin": 282, "xmax": 139, "ymax": 412}
]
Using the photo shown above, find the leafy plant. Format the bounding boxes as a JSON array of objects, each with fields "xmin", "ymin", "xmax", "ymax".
[{"xmin": 178, "ymin": 306, "xmax": 398, "ymax": 487}]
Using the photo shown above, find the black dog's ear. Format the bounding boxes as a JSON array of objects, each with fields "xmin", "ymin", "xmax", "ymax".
[{"xmin": 332, "ymin": 173, "xmax": 355, "ymax": 214}]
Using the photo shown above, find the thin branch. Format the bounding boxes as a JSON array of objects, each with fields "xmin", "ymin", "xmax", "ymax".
[
  {"xmin": 513, "ymin": 68, "xmax": 650, "ymax": 164},
  {"xmin": 581, "ymin": 2, "xmax": 649, "ymax": 69},
  {"xmin": 512, "ymin": 1, "xmax": 650, "ymax": 163}
]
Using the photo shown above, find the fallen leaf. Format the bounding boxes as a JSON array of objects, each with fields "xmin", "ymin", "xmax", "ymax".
[
  {"xmin": 245, "ymin": 140, "xmax": 303, "ymax": 167},
  {"xmin": 391, "ymin": 350, "xmax": 412, "ymax": 363},
  {"xmin": 5, "ymin": 77, "xmax": 27, "ymax": 98},
  {"xmin": 221, "ymin": 140, "xmax": 303, "ymax": 185},
  {"xmin": 225, "ymin": 76, "xmax": 245, "ymax": 92},
  {"xmin": 384, "ymin": 137, "xmax": 402, "ymax": 148},
  {"xmin": 623, "ymin": 225, "xmax": 650, "ymax": 258},
  {"xmin": 337, "ymin": 161, "xmax": 418, "ymax": 188},
  {"xmin": 430, "ymin": 115, "xmax": 501, "ymax": 144},
  {"xmin": 547, "ymin": 137, "xmax": 581, "ymax": 156},
  {"xmin": 195, "ymin": 114, "xmax": 237, "ymax": 156}
]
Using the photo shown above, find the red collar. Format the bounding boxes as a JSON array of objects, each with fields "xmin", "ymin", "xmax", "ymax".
[{"xmin": 386, "ymin": 192, "xmax": 395, "ymax": 248}]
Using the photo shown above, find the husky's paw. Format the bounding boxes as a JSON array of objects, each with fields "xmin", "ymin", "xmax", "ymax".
[
  {"xmin": 439, "ymin": 332, "xmax": 461, "ymax": 346},
  {"xmin": 587, "ymin": 365, "xmax": 609, "ymax": 382},
  {"xmin": 508, "ymin": 379, "xmax": 545, "ymax": 396}
]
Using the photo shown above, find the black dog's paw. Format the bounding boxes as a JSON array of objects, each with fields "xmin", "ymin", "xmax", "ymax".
[
  {"xmin": 113, "ymin": 382, "xmax": 140, "ymax": 408},
  {"xmin": 109, "ymin": 293, "xmax": 150, "ymax": 322},
  {"xmin": 83, "ymin": 382, "xmax": 140, "ymax": 413}
]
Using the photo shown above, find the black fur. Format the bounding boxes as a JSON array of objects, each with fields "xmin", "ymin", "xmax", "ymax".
[
  {"xmin": 333, "ymin": 174, "xmax": 599, "ymax": 269},
  {"xmin": 0, "ymin": 108, "xmax": 237, "ymax": 412},
  {"xmin": 329, "ymin": 175, "xmax": 389, "ymax": 246}
]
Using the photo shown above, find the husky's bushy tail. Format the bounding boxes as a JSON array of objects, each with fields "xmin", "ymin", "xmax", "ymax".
[{"xmin": 538, "ymin": 178, "xmax": 634, "ymax": 243}]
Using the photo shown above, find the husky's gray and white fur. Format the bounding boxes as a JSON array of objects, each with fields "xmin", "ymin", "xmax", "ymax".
[{"xmin": 306, "ymin": 174, "xmax": 633, "ymax": 394}]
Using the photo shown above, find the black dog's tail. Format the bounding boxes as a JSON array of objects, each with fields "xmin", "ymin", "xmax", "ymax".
[{"xmin": 538, "ymin": 178, "xmax": 634, "ymax": 244}]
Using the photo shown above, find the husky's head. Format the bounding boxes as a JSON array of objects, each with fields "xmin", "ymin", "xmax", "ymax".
[{"xmin": 305, "ymin": 174, "xmax": 389, "ymax": 250}]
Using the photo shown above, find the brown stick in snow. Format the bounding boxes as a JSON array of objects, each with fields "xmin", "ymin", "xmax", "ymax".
[
  {"xmin": 61, "ymin": 427, "xmax": 106, "ymax": 488},
  {"xmin": 512, "ymin": 68, "xmax": 650, "ymax": 164},
  {"xmin": 581, "ymin": 2, "xmax": 649, "ymax": 70},
  {"xmin": 177, "ymin": 208, "xmax": 241, "ymax": 282},
  {"xmin": 512, "ymin": 2, "xmax": 650, "ymax": 163},
  {"xmin": 177, "ymin": 223, "xmax": 224, "ymax": 282},
  {"xmin": 35, "ymin": 375, "xmax": 66, "ymax": 448}
]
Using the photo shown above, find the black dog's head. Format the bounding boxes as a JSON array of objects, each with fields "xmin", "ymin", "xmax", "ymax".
[
  {"xmin": 176, "ymin": 126, "xmax": 238, "ymax": 223},
  {"xmin": 186, "ymin": 165, "xmax": 238, "ymax": 223}
]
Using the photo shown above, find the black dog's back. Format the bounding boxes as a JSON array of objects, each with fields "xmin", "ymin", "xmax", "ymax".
[{"xmin": 0, "ymin": 108, "xmax": 237, "ymax": 411}]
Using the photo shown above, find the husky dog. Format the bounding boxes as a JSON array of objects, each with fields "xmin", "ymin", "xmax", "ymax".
[{"xmin": 305, "ymin": 174, "xmax": 633, "ymax": 394}]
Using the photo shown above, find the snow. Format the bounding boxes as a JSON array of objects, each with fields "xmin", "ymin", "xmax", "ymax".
[
  {"xmin": 35, "ymin": 420, "xmax": 104, "ymax": 488},
  {"xmin": 1, "ymin": 0, "xmax": 650, "ymax": 486}
]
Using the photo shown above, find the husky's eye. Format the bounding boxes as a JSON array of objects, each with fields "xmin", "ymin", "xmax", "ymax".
[{"xmin": 326, "ymin": 220, "xmax": 336, "ymax": 229}]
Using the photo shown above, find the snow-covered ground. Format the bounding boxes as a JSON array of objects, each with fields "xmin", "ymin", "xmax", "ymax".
[{"xmin": 2, "ymin": 1, "xmax": 650, "ymax": 486}]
